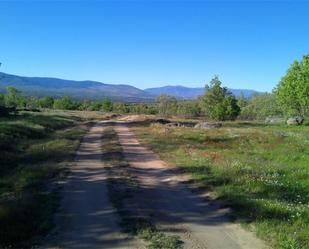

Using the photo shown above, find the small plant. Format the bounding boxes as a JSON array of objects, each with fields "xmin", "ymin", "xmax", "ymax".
[{"xmin": 280, "ymin": 237, "xmax": 301, "ymax": 249}]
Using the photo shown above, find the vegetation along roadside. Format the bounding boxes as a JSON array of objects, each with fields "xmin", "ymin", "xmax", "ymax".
[
  {"xmin": 132, "ymin": 121, "xmax": 309, "ymax": 249},
  {"xmin": 0, "ymin": 110, "xmax": 104, "ymax": 248}
]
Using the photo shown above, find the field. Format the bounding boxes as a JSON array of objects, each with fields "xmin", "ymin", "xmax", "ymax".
[
  {"xmin": 0, "ymin": 110, "xmax": 106, "ymax": 247},
  {"xmin": 1, "ymin": 111, "xmax": 309, "ymax": 249},
  {"xmin": 132, "ymin": 121, "xmax": 309, "ymax": 249}
]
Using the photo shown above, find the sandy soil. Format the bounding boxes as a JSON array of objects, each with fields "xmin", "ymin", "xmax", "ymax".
[
  {"xmin": 42, "ymin": 122, "xmax": 139, "ymax": 249},
  {"xmin": 115, "ymin": 121, "xmax": 269, "ymax": 249}
]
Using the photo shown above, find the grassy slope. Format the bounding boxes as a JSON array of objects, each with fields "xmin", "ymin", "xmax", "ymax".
[
  {"xmin": 133, "ymin": 122, "xmax": 309, "ymax": 249},
  {"xmin": 0, "ymin": 110, "xmax": 102, "ymax": 247}
]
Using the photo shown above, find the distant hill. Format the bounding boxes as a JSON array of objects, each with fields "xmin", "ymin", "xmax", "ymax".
[
  {"xmin": 0, "ymin": 72, "xmax": 155, "ymax": 102},
  {"xmin": 145, "ymin": 85, "xmax": 261, "ymax": 99},
  {"xmin": 0, "ymin": 72, "xmax": 261, "ymax": 102}
]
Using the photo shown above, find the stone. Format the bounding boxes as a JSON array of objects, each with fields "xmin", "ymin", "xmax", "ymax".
[
  {"xmin": 194, "ymin": 122, "xmax": 222, "ymax": 129},
  {"xmin": 265, "ymin": 117, "xmax": 285, "ymax": 124},
  {"xmin": 286, "ymin": 116, "xmax": 304, "ymax": 125}
]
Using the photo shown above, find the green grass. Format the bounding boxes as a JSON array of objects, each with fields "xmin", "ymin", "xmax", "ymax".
[
  {"xmin": 133, "ymin": 122, "xmax": 309, "ymax": 249},
  {"xmin": 0, "ymin": 111, "xmax": 92, "ymax": 247},
  {"xmin": 102, "ymin": 126, "xmax": 182, "ymax": 249}
]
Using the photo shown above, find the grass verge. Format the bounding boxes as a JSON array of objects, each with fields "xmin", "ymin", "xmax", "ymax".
[
  {"xmin": 101, "ymin": 126, "xmax": 182, "ymax": 249},
  {"xmin": 0, "ymin": 111, "xmax": 95, "ymax": 248},
  {"xmin": 132, "ymin": 121, "xmax": 309, "ymax": 249}
]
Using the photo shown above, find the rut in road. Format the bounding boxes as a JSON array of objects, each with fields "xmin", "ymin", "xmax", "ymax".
[
  {"xmin": 115, "ymin": 121, "xmax": 269, "ymax": 249},
  {"xmin": 43, "ymin": 122, "xmax": 140, "ymax": 249}
]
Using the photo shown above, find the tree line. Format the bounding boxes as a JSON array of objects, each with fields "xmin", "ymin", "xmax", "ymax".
[{"xmin": 1, "ymin": 54, "xmax": 308, "ymax": 121}]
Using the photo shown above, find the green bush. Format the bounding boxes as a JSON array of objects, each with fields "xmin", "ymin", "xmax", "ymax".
[{"xmin": 199, "ymin": 76, "xmax": 240, "ymax": 121}]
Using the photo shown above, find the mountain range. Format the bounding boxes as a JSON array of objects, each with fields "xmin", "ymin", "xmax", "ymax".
[
  {"xmin": 0, "ymin": 72, "xmax": 153, "ymax": 102},
  {"xmin": 0, "ymin": 72, "xmax": 260, "ymax": 102},
  {"xmin": 144, "ymin": 86, "xmax": 259, "ymax": 99}
]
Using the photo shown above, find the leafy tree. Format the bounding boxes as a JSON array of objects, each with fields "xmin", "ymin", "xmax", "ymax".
[
  {"xmin": 199, "ymin": 76, "xmax": 240, "ymax": 121},
  {"xmin": 26, "ymin": 97, "xmax": 39, "ymax": 109},
  {"xmin": 275, "ymin": 55, "xmax": 309, "ymax": 117},
  {"xmin": 237, "ymin": 92, "xmax": 248, "ymax": 109},
  {"xmin": 146, "ymin": 104, "xmax": 159, "ymax": 115},
  {"xmin": 53, "ymin": 96, "xmax": 76, "ymax": 110},
  {"xmin": 101, "ymin": 98, "xmax": 113, "ymax": 112},
  {"xmin": 38, "ymin": 96, "xmax": 54, "ymax": 108},
  {"xmin": 113, "ymin": 103, "xmax": 129, "ymax": 113},
  {"xmin": 157, "ymin": 94, "xmax": 177, "ymax": 117},
  {"xmin": 87, "ymin": 101, "xmax": 101, "ymax": 111},
  {"xmin": 4, "ymin": 86, "xmax": 25, "ymax": 108},
  {"xmin": 239, "ymin": 93, "xmax": 283, "ymax": 120},
  {"xmin": 177, "ymin": 101, "xmax": 200, "ymax": 118}
]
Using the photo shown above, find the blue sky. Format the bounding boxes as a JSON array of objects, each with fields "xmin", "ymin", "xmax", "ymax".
[{"xmin": 1, "ymin": 1, "xmax": 308, "ymax": 91}]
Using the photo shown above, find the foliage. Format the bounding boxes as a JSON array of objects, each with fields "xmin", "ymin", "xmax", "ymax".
[
  {"xmin": 157, "ymin": 94, "xmax": 177, "ymax": 117},
  {"xmin": 53, "ymin": 96, "xmax": 77, "ymax": 110},
  {"xmin": 113, "ymin": 102, "xmax": 130, "ymax": 113},
  {"xmin": 239, "ymin": 93, "xmax": 283, "ymax": 120},
  {"xmin": 237, "ymin": 92, "xmax": 248, "ymax": 108},
  {"xmin": 199, "ymin": 76, "xmax": 240, "ymax": 120},
  {"xmin": 25, "ymin": 97, "xmax": 39, "ymax": 109},
  {"xmin": 4, "ymin": 86, "xmax": 26, "ymax": 108},
  {"xmin": 0, "ymin": 111, "xmax": 89, "ymax": 246},
  {"xmin": 101, "ymin": 98, "xmax": 113, "ymax": 112},
  {"xmin": 176, "ymin": 101, "xmax": 200, "ymax": 118},
  {"xmin": 38, "ymin": 96, "xmax": 54, "ymax": 108},
  {"xmin": 275, "ymin": 55, "xmax": 309, "ymax": 117},
  {"xmin": 85, "ymin": 101, "xmax": 101, "ymax": 111}
]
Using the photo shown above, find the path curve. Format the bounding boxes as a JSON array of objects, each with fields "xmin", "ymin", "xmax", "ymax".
[{"xmin": 115, "ymin": 121, "xmax": 269, "ymax": 249}]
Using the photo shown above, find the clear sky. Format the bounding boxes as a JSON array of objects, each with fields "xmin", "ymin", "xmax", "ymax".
[{"xmin": 1, "ymin": 0, "xmax": 308, "ymax": 91}]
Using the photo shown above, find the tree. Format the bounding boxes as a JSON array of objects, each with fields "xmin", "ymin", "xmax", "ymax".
[
  {"xmin": 4, "ymin": 86, "xmax": 25, "ymax": 108},
  {"xmin": 101, "ymin": 98, "xmax": 113, "ymax": 112},
  {"xmin": 275, "ymin": 55, "xmax": 309, "ymax": 117},
  {"xmin": 237, "ymin": 92, "xmax": 248, "ymax": 109},
  {"xmin": 53, "ymin": 96, "xmax": 76, "ymax": 110},
  {"xmin": 87, "ymin": 101, "xmax": 101, "ymax": 111},
  {"xmin": 199, "ymin": 76, "xmax": 240, "ymax": 121},
  {"xmin": 177, "ymin": 101, "xmax": 200, "ymax": 118},
  {"xmin": 113, "ymin": 103, "xmax": 129, "ymax": 113},
  {"xmin": 38, "ymin": 96, "xmax": 54, "ymax": 108},
  {"xmin": 157, "ymin": 94, "xmax": 177, "ymax": 117},
  {"xmin": 26, "ymin": 97, "xmax": 39, "ymax": 109},
  {"xmin": 239, "ymin": 93, "xmax": 282, "ymax": 120}
]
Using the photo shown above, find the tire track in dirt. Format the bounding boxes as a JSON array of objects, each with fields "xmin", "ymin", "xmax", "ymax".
[
  {"xmin": 115, "ymin": 121, "xmax": 269, "ymax": 249},
  {"xmin": 42, "ymin": 122, "xmax": 139, "ymax": 249}
]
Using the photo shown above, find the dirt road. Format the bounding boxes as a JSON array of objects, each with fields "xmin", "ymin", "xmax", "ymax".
[
  {"xmin": 44, "ymin": 120, "xmax": 268, "ymax": 249},
  {"xmin": 114, "ymin": 121, "xmax": 268, "ymax": 249},
  {"xmin": 43, "ymin": 122, "xmax": 139, "ymax": 249}
]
